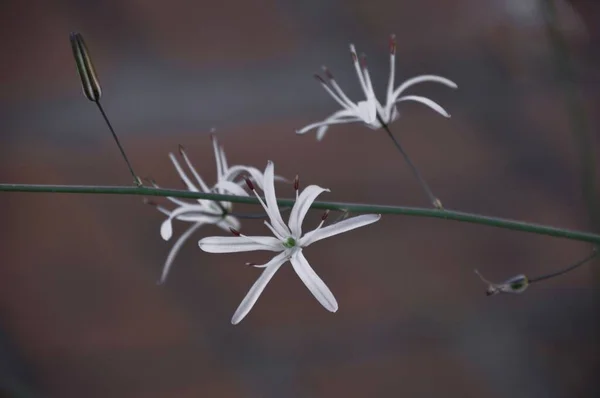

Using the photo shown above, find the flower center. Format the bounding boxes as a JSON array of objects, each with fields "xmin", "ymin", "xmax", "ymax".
[{"xmin": 283, "ymin": 237, "xmax": 297, "ymax": 248}]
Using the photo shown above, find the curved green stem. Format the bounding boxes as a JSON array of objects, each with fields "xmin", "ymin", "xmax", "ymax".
[{"xmin": 1, "ymin": 182, "xmax": 600, "ymax": 244}]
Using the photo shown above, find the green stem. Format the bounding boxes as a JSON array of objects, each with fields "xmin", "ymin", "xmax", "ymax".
[{"xmin": 1, "ymin": 183, "xmax": 600, "ymax": 244}]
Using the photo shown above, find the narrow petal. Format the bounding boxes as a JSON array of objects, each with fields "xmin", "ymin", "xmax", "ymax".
[
  {"xmin": 212, "ymin": 137, "xmax": 224, "ymax": 180},
  {"xmin": 216, "ymin": 215, "xmax": 241, "ymax": 232},
  {"xmin": 179, "ymin": 149, "xmax": 211, "ymax": 193},
  {"xmin": 290, "ymin": 250, "xmax": 338, "ymax": 312},
  {"xmin": 263, "ymin": 161, "xmax": 290, "ymax": 236},
  {"xmin": 169, "ymin": 153, "xmax": 199, "ymax": 192},
  {"xmin": 296, "ymin": 111, "xmax": 361, "ymax": 135},
  {"xmin": 219, "ymin": 146, "xmax": 229, "ymax": 172},
  {"xmin": 161, "ymin": 204, "xmax": 222, "ymax": 240},
  {"xmin": 222, "ymin": 166, "xmax": 268, "ymax": 190},
  {"xmin": 316, "ymin": 75, "xmax": 353, "ymax": 110},
  {"xmin": 213, "ymin": 180, "xmax": 249, "ymax": 196},
  {"xmin": 349, "ymin": 44, "xmax": 371, "ymax": 101},
  {"xmin": 231, "ymin": 252, "xmax": 288, "ymax": 324},
  {"xmin": 289, "ymin": 185, "xmax": 329, "ymax": 237},
  {"xmin": 386, "ymin": 34, "xmax": 396, "ymax": 102},
  {"xmin": 160, "ymin": 219, "xmax": 174, "ymax": 241},
  {"xmin": 396, "ymin": 95, "xmax": 451, "ymax": 117},
  {"xmin": 391, "ymin": 75, "xmax": 457, "ymax": 102},
  {"xmin": 199, "ymin": 236, "xmax": 283, "ymax": 253},
  {"xmin": 300, "ymin": 214, "xmax": 381, "ymax": 247},
  {"xmin": 158, "ymin": 222, "xmax": 204, "ymax": 284}
]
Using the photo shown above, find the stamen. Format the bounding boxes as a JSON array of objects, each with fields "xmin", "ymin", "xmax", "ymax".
[
  {"xmin": 350, "ymin": 44, "xmax": 358, "ymax": 62},
  {"xmin": 244, "ymin": 177, "xmax": 255, "ymax": 191},
  {"xmin": 294, "ymin": 175, "xmax": 299, "ymax": 200},
  {"xmin": 321, "ymin": 209, "xmax": 330, "ymax": 221},
  {"xmin": 245, "ymin": 262, "xmax": 256, "ymax": 267},
  {"xmin": 360, "ymin": 53, "xmax": 368, "ymax": 70},
  {"xmin": 230, "ymin": 227, "xmax": 241, "ymax": 236},
  {"xmin": 389, "ymin": 34, "xmax": 396, "ymax": 55},
  {"xmin": 322, "ymin": 66, "xmax": 334, "ymax": 80}
]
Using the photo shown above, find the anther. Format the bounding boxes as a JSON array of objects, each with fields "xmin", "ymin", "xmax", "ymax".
[
  {"xmin": 244, "ymin": 177, "xmax": 255, "ymax": 191},
  {"xmin": 230, "ymin": 227, "xmax": 241, "ymax": 236},
  {"xmin": 322, "ymin": 66, "xmax": 334, "ymax": 80}
]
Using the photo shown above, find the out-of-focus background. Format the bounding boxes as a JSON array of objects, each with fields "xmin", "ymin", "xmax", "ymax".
[{"xmin": 1, "ymin": 0, "xmax": 599, "ymax": 397}]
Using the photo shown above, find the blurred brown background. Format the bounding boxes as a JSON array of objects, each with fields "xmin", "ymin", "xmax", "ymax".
[{"xmin": 1, "ymin": 0, "xmax": 599, "ymax": 397}]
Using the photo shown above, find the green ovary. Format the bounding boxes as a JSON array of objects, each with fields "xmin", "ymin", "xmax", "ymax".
[{"xmin": 283, "ymin": 237, "xmax": 297, "ymax": 248}]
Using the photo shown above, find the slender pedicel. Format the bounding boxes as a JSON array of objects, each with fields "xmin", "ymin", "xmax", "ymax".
[
  {"xmin": 69, "ymin": 32, "xmax": 142, "ymax": 186},
  {"xmin": 528, "ymin": 246, "xmax": 598, "ymax": 283},
  {"xmin": 375, "ymin": 113, "xmax": 443, "ymax": 209},
  {"xmin": 475, "ymin": 247, "xmax": 598, "ymax": 295}
]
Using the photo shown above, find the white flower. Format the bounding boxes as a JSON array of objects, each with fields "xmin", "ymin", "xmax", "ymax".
[
  {"xmin": 296, "ymin": 35, "xmax": 458, "ymax": 141},
  {"xmin": 150, "ymin": 135, "xmax": 276, "ymax": 284},
  {"xmin": 198, "ymin": 161, "xmax": 381, "ymax": 324},
  {"xmin": 474, "ymin": 270, "xmax": 529, "ymax": 296}
]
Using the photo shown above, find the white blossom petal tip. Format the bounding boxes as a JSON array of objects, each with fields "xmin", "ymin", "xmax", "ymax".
[{"xmin": 160, "ymin": 219, "xmax": 173, "ymax": 241}]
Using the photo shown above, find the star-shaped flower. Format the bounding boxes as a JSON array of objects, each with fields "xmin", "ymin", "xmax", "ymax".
[
  {"xmin": 297, "ymin": 35, "xmax": 457, "ymax": 141},
  {"xmin": 198, "ymin": 161, "xmax": 381, "ymax": 324},
  {"xmin": 149, "ymin": 135, "xmax": 277, "ymax": 284}
]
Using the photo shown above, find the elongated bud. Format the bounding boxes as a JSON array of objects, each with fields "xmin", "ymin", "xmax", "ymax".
[
  {"xmin": 70, "ymin": 32, "xmax": 101, "ymax": 102},
  {"xmin": 230, "ymin": 227, "xmax": 241, "ymax": 236},
  {"xmin": 244, "ymin": 177, "xmax": 255, "ymax": 191}
]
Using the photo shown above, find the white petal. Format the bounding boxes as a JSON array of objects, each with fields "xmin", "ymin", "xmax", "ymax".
[
  {"xmin": 290, "ymin": 250, "xmax": 338, "ymax": 312},
  {"xmin": 391, "ymin": 75, "xmax": 457, "ymax": 101},
  {"xmin": 231, "ymin": 251, "xmax": 288, "ymax": 324},
  {"xmin": 219, "ymin": 146, "xmax": 229, "ymax": 172},
  {"xmin": 300, "ymin": 214, "xmax": 381, "ymax": 247},
  {"xmin": 212, "ymin": 137, "xmax": 224, "ymax": 180},
  {"xmin": 288, "ymin": 185, "xmax": 329, "ymax": 237},
  {"xmin": 160, "ymin": 219, "xmax": 173, "ymax": 241},
  {"xmin": 213, "ymin": 180, "xmax": 249, "ymax": 196},
  {"xmin": 199, "ymin": 236, "xmax": 283, "ymax": 253},
  {"xmin": 179, "ymin": 149, "xmax": 211, "ymax": 193},
  {"xmin": 263, "ymin": 161, "xmax": 290, "ymax": 236},
  {"xmin": 216, "ymin": 215, "xmax": 241, "ymax": 232},
  {"xmin": 349, "ymin": 44, "xmax": 371, "ymax": 101},
  {"xmin": 396, "ymin": 95, "xmax": 451, "ymax": 117},
  {"xmin": 296, "ymin": 109, "xmax": 361, "ymax": 136},
  {"xmin": 356, "ymin": 100, "xmax": 377, "ymax": 124},
  {"xmin": 169, "ymin": 153, "xmax": 199, "ymax": 192},
  {"xmin": 316, "ymin": 126, "xmax": 329, "ymax": 141},
  {"xmin": 158, "ymin": 222, "xmax": 204, "ymax": 284}
]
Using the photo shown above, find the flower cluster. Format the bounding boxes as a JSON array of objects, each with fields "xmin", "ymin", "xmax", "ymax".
[
  {"xmin": 149, "ymin": 135, "xmax": 278, "ymax": 284},
  {"xmin": 147, "ymin": 35, "xmax": 457, "ymax": 324}
]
